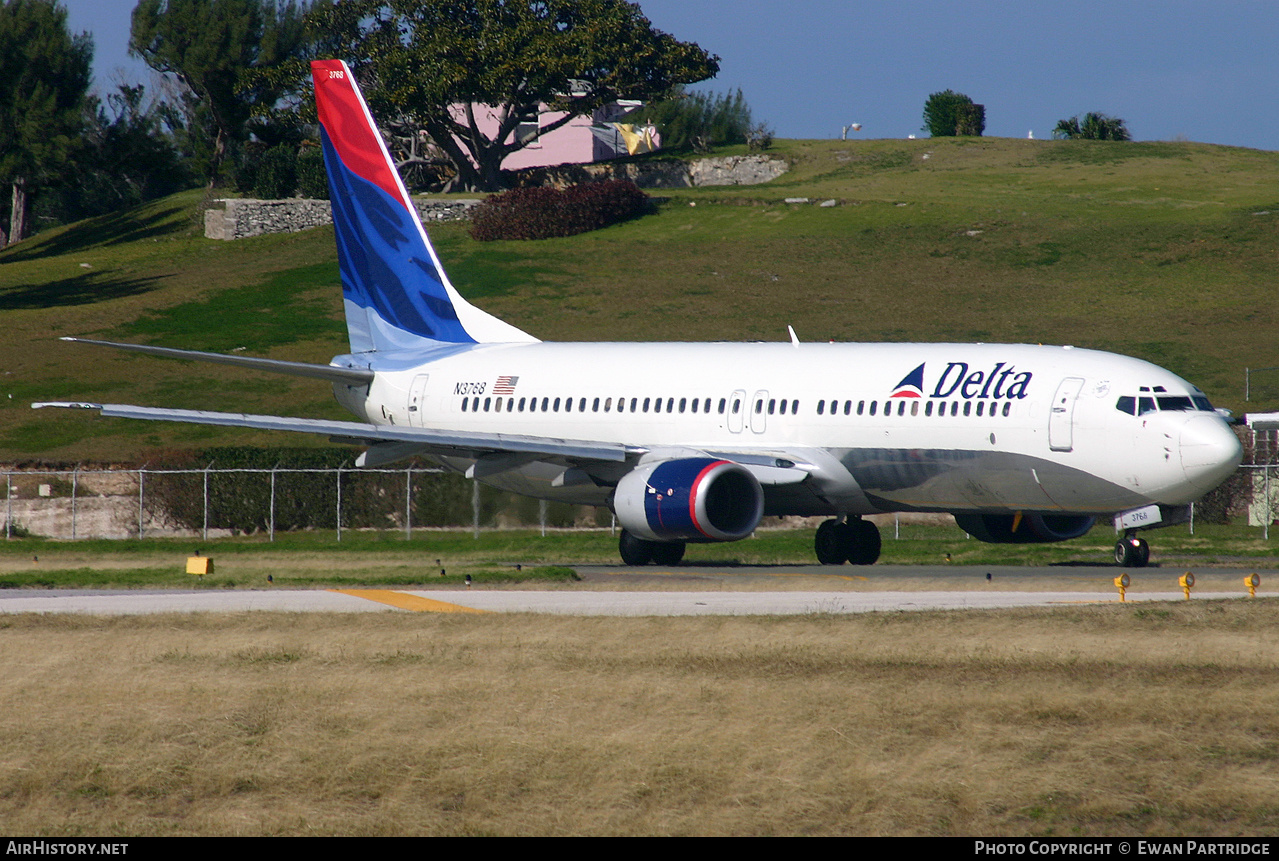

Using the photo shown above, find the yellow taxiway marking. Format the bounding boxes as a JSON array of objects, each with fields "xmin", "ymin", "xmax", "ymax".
[{"xmin": 330, "ymin": 589, "xmax": 490, "ymax": 614}]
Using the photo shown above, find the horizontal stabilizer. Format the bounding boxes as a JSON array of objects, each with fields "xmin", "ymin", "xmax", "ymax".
[
  {"xmin": 60, "ymin": 338, "xmax": 375, "ymax": 386},
  {"xmin": 32, "ymin": 401, "xmax": 629, "ymax": 464}
]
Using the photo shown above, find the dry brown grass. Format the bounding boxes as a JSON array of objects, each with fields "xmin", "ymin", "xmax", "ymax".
[{"xmin": 1, "ymin": 602, "xmax": 1277, "ymax": 836}]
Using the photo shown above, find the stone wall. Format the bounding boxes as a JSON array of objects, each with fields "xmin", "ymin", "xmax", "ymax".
[
  {"xmin": 517, "ymin": 154, "xmax": 788, "ymax": 190},
  {"xmin": 203, "ymin": 154, "xmax": 788, "ymax": 240},
  {"xmin": 204, "ymin": 197, "xmax": 481, "ymax": 240}
]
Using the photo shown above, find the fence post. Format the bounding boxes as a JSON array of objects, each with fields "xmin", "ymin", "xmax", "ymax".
[
  {"xmin": 202, "ymin": 465, "xmax": 210, "ymax": 542},
  {"xmin": 405, "ymin": 467, "xmax": 412, "ymax": 540},
  {"xmin": 539, "ymin": 498, "xmax": 547, "ymax": 537},
  {"xmin": 269, "ymin": 467, "xmax": 276, "ymax": 543},
  {"xmin": 472, "ymin": 478, "xmax": 480, "ymax": 539},
  {"xmin": 336, "ymin": 468, "xmax": 342, "ymax": 542},
  {"xmin": 137, "ymin": 469, "xmax": 144, "ymax": 539},
  {"xmin": 71, "ymin": 466, "xmax": 78, "ymax": 540},
  {"xmin": 4, "ymin": 472, "xmax": 10, "ymax": 540}
]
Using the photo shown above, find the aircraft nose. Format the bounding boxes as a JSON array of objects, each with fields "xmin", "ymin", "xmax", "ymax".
[{"xmin": 1180, "ymin": 415, "xmax": 1243, "ymax": 494}]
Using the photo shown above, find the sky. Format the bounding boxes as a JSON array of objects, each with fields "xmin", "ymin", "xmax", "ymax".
[{"xmin": 66, "ymin": 0, "xmax": 1279, "ymax": 150}]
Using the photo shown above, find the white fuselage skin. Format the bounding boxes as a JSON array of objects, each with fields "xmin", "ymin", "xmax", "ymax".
[{"xmin": 329, "ymin": 341, "xmax": 1242, "ymax": 520}]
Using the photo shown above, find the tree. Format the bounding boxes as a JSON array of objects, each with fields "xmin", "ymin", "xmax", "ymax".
[
  {"xmin": 0, "ymin": 0, "xmax": 92, "ymax": 247},
  {"xmin": 46, "ymin": 84, "xmax": 194, "ymax": 220},
  {"xmin": 922, "ymin": 89, "xmax": 985, "ymax": 137},
  {"xmin": 314, "ymin": 0, "xmax": 720, "ymax": 191},
  {"xmin": 130, "ymin": 0, "xmax": 312, "ymax": 186},
  {"xmin": 1053, "ymin": 112, "xmax": 1131, "ymax": 141},
  {"xmin": 630, "ymin": 86, "xmax": 755, "ymax": 153}
]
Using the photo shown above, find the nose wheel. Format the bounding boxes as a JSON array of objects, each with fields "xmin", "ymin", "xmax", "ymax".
[{"xmin": 1114, "ymin": 536, "xmax": 1150, "ymax": 567}]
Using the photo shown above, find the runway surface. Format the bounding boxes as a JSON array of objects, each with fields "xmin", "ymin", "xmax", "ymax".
[{"xmin": 0, "ymin": 563, "xmax": 1271, "ymax": 615}]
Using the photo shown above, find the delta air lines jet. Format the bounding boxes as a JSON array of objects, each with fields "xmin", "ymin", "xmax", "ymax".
[{"xmin": 36, "ymin": 60, "xmax": 1242, "ymax": 568}]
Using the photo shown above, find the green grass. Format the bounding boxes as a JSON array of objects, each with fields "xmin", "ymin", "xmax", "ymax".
[
  {"xmin": 3, "ymin": 138, "xmax": 1279, "ymax": 461},
  {"xmin": 0, "ymin": 523, "xmax": 1277, "ymax": 589}
]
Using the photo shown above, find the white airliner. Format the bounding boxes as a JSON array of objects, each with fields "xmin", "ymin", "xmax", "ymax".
[{"xmin": 36, "ymin": 60, "xmax": 1242, "ymax": 568}]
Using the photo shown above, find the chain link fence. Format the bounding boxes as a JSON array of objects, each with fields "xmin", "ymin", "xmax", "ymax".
[
  {"xmin": 3, "ymin": 430, "xmax": 1275, "ymax": 542},
  {"xmin": 1, "ymin": 465, "xmax": 601, "ymax": 541}
]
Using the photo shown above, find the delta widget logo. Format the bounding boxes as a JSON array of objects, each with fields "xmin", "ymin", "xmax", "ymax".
[
  {"xmin": 888, "ymin": 363, "xmax": 925, "ymax": 398},
  {"xmin": 889, "ymin": 362, "xmax": 1034, "ymax": 400}
]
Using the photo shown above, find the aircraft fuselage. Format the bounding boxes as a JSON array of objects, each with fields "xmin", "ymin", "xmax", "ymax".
[{"xmin": 335, "ymin": 340, "xmax": 1240, "ymax": 518}]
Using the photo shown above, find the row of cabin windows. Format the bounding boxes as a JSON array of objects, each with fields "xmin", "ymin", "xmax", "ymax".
[
  {"xmin": 818, "ymin": 398, "xmax": 1013, "ymax": 418},
  {"xmin": 462, "ymin": 395, "xmax": 725, "ymax": 415},
  {"xmin": 460, "ymin": 393, "xmax": 1011, "ymax": 419}
]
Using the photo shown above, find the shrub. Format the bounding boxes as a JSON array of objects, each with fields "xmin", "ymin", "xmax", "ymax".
[
  {"xmin": 252, "ymin": 145, "xmax": 298, "ymax": 199},
  {"xmin": 469, "ymin": 179, "xmax": 650, "ymax": 241},
  {"xmin": 296, "ymin": 146, "xmax": 329, "ymax": 199},
  {"xmin": 923, "ymin": 90, "xmax": 985, "ymax": 137}
]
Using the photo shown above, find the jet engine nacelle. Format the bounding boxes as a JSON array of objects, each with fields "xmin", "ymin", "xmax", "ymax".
[
  {"xmin": 614, "ymin": 458, "xmax": 764, "ymax": 542},
  {"xmin": 953, "ymin": 512, "xmax": 1096, "ymax": 544}
]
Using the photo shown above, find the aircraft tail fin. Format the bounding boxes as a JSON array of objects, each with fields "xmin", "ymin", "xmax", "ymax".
[{"xmin": 310, "ymin": 60, "xmax": 537, "ymax": 352}]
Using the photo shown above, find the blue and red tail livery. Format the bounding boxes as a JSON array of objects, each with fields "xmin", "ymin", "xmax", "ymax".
[{"xmin": 310, "ymin": 60, "xmax": 535, "ymax": 352}]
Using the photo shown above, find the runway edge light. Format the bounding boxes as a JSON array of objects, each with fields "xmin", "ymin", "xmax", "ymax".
[
  {"xmin": 1113, "ymin": 572, "xmax": 1130, "ymax": 602},
  {"xmin": 1179, "ymin": 571, "xmax": 1195, "ymax": 600}
]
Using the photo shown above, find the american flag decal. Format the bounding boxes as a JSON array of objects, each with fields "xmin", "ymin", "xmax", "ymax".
[{"xmin": 493, "ymin": 375, "xmax": 519, "ymax": 395}]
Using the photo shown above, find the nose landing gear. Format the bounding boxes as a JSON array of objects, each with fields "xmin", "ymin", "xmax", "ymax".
[{"xmin": 1114, "ymin": 535, "xmax": 1150, "ymax": 567}]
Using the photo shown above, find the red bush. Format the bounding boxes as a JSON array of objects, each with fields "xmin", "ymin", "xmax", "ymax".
[{"xmin": 469, "ymin": 179, "xmax": 650, "ymax": 241}]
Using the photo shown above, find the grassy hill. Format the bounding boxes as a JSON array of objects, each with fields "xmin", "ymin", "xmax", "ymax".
[{"xmin": 2, "ymin": 137, "xmax": 1278, "ymax": 463}]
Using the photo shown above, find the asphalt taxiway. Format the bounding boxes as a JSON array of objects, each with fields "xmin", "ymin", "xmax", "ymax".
[{"xmin": 0, "ymin": 564, "xmax": 1272, "ymax": 615}]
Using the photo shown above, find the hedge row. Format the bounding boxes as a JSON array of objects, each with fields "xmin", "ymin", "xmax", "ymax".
[{"xmin": 469, "ymin": 179, "xmax": 650, "ymax": 241}]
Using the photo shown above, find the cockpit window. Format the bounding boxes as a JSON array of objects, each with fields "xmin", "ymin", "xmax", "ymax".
[
  {"xmin": 1119, "ymin": 392, "xmax": 1217, "ymax": 416},
  {"xmin": 1156, "ymin": 396, "xmax": 1195, "ymax": 412}
]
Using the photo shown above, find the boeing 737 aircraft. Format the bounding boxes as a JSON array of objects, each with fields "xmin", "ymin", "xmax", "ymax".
[{"xmin": 36, "ymin": 60, "xmax": 1243, "ymax": 568}]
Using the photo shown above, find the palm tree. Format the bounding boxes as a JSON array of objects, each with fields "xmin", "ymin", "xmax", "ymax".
[{"xmin": 1053, "ymin": 112, "xmax": 1131, "ymax": 141}]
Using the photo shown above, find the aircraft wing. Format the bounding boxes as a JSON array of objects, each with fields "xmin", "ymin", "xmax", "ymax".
[{"xmin": 32, "ymin": 402, "xmax": 630, "ymax": 465}]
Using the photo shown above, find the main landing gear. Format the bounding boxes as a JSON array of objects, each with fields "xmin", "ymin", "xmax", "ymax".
[
  {"xmin": 1114, "ymin": 534, "xmax": 1150, "ymax": 568},
  {"xmin": 814, "ymin": 518, "xmax": 882, "ymax": 565},
  {"xmin": 618, "ymin": 529, "xmax": 686, "ymax": 566}
]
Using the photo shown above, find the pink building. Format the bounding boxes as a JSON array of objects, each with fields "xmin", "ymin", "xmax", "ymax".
[{"xmin": 456, "ymin": 99, "xmax": 660, "ymax": 171}]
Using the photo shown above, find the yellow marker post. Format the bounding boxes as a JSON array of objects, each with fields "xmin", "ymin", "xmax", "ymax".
[
  {"xmin": 1179, "ymin": 571, "xmax": 1195, "ymax": 601},
  {"xmin": 1113, "ymin": 572, "xmax": 1130, "ymax": 602},
  {"xmin": 1246, "ymin": 573, "xmax": 1261, "ymax": 598},
  {"xmin": 186, "ymin": 556, "xmax": 213, "ymax": 577}
]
